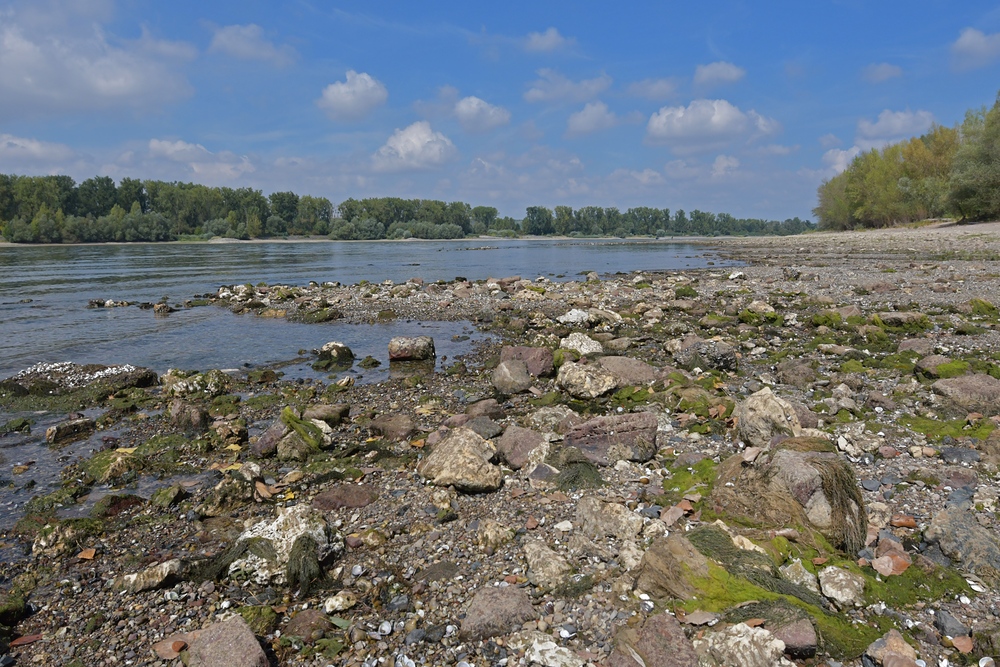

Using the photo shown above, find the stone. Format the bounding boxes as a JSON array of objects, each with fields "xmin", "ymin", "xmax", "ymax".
[
  {"xmin": 560, "ymin": 332, "xmax": 604, "ymax": 356},
  {"xmin": 493, "ymin": 359, "xmax": 533, "ymax": 394},
  {"xmin": 168, "ymin": 399, "xmax": 209, "ymax": 432},
  {"xmin": 311, "ymin": 484, "xmax": 378, "ymax": 510},
  {"xmin": 476, "ymin": 520, "xmax": 515, "ymax": 552},
  {"xmin": 45, "ymin": 417, "xmax": 95, "ymax": 444},
  {"xmin": 370, "ymin": 414, "xmax": 416, "ymax": 441},
  {"xmin": 934, "ymin": 609, "xmax": 970, "ymax": 638},
  {"xmin": 634, "ymin": 534, "xmax": 709, "ymax": 600},
  {"xmin": 932, "ymin": 374, "xmax": 1000, "ymax": 417},
  {"xmin": 734, "ymin": 388, "xmax": 801, "ymax": 447},
  {"xmin": 526, "ymin": 638, "xmax": 585, "ymax": 667},
  {"xmin": 228, "ymin": 504, "xmax": 343, "ymax": 585},
  {"xmin": 323, "ymin": 590, "xmax": 358, "ymax": 612},
  {"xmin": 276, "ymin": 431, "xmax": 314, "ymax": 462},
  {"xmin": 876, "ymin": 311, "xmax": 927, "ymax": 327},
  {"xmin": 466, "ymin": 398, "xmax": 505, "ymax": 419},
  {"xmin": 496, "ymin": 425, "xmax": 547, "ymax": 470},
  {"xmin": 776, "ymin": 359, "xmax": 817, "ymax": 387},
  {"xmin": 116, "ymin": 559, "xmax": 185, "ymax": 593},
  {"xmin": 779, "ymin": 559, "xmax": 819, "ymax": 593},
  {"xmin": 284, "ymin": 608, "xmax": 332, "ymax": 643},
  {"xmin": 558, "ymin": 308, "xmax": 593, "ymax": 325},
  {"xmin": 898, "ymin": 339, "xmax": 935, "ymax": 355},
  {"xmin": 597, "ymin": 356, "xmax": 663, "ymax": 386},
  {"xmin": 524, "ymin": 539, "xmax": 572, "ymax": 589},
  {"xmin": 312, "ymin": 341, "xmax": 354, "ymax": 371},
  {"xmin": 302, "ymin": 403, "xmax": 350, "ymax": 426},
  {"xmin": 916, "ymin": 354, "xmax": 954, "ymax": 378},
  {"xmin": 459, "ymin": 586, "xmax": 536, "ymax": 641},
  {"xmin": 162, "ymin": 368, "xmax": 231, "ymax": 397},
  {"xmin": 500, "ymin": 346, "xmax": 555, "ymax": 377},
  {"xmin": 556, "ymin": 361, "xmax": 618, "ymax": 399},
  {"xmin": 673, "ymin": 338, "xmax": 738, "ymax": 373},
  {"xmin": 563, "ymin": 412, "xmax": 658, "ymax": 465},
  {"xmin": 609, "ymin": 612, "xmax": 698, "ymax": 666},
  {"xmin": 388, "ymin": 336, "xmax": 435, "ymax": 361},
  {"xmin": 527, "ymin": 405, "xmax": 581, "ymax": 433},
  {"xmin": 186, "ymin": 615, "xmax": 268, "ymax": 667},
  {"xmin": 416, "ymin": 427, "xmax": 502, "ymax": 493},
  {"xmin": 251, "ymin": 419, "xmax": 287, "ymax": 458},
  {"xmin": 693, "ymin": 623, "xmax": 795, "ymax": 667},
  {"xmin": 575, "ymin": 496, "xmax": 643, "ymax": 540},
  {"xmin": 818, "ymin": 566, "xmax": 865, "ymax": 606},
  {"xmin": 150, "ymin": 484, "xmax": 187, "ymax": 508},
  {"xmin": 865, "ymin": 629, "xmax": 918, "ymax": 665},
  {"xmin": 464, "ymin": 416, "xmax": 503, "ymax": 440},
  {"xmin": 926, "ymin": 505, "xmax": 1000, "ymax": 584},
  {"xmin": 772, "ymin": 619, "xmax": 817, "ymax": 659}
]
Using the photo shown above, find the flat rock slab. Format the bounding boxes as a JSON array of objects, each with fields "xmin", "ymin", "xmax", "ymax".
[
  {"xmin": 500, "ymin": 346, "xmax": 554, "ymax": 377},
  {"xmin": 564, "ymin": 412, "xmax": 658, "ymax": 465},
  {"xmin": 609, "ymin": 612, "xmax": 699, "ymax": 667},
  {"xmin": 459, "ymin": 586, "xmax": 536, "ymax": 641},
  {"xmin": 187, "ymin": 615, "xmax": 268, "ymax": 667},
  {"xmin": 597, "ymin": 356, "xmax": 663, "ymax": 386},
  {"xmin": 932, "ymin": 374, "xmax": 1000, "ymax": 416},
  {"xmin": 311, "ymin": 484, "xmax": 378, "ymax": 510},
  {"xmin": 926, "ymin": 505, "xmax": 1000, "ymax": 585}
]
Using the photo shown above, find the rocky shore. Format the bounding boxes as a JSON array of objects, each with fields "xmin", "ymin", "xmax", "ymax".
[{"xmin": 3, "ymin": 222, "xmax": 1000, "ymax": 667}]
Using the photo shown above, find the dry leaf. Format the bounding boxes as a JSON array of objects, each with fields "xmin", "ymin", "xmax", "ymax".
[
  {"xmin": 77, "ymin": 548, "xmax": 96, "ymax": 560},
  {"xmin": 115, "ymin": 447, "xmax": 137, "ymax": 454}
]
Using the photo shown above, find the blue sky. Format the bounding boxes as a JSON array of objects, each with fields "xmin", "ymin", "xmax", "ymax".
[{"xmin": 1, "ymin": 1, "xmax": 999, "ymax": 220}]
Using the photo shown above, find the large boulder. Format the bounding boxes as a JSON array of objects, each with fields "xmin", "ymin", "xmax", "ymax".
[
  {"xmin": 500, "ymin": 346, "xmax": 554, "ymax": 377},
  {"xmin": 416, "ymin": 427, "xmax": 502, "ymax": 493},
  {"xmin": 926, "ymin": 505, "xmax": 1000, "ymax": 584},
  {"xmin": 556, "ymin": 361, "xmax": 617, "ymax": 399},
  {"xmin": 388, "ymin": 336, "xmax": 435, "ymax": 361},
  {"xmin": 563, "ymin": 412, "xmax": 658, "ymax": 466},
  {"xmin": 634, "ymin": 534, "xmax": 709, "ymax": 601},
  {"xmin": 932, "ymin": 374, "xmax": 1000, "ymax": 417},
  {"xmin": 734, "ymin": 388, "xmax": 802, "ymax": 448},
  {"xmin": 609, "ymin": 612, "xmax": 699, "ymax": 667},
  {"xmin": 693, "ymin": 623, "xmax": 795, "ymax": 667},
  {"xmin": 312, "ymin": 341, "xmax": 354, "ymax": 371},
  {"xmin": 711, "ymin": 437, "xmax": 867, "ymax": 554}
]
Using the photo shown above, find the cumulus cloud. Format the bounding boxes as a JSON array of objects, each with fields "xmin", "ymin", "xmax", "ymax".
[
  {"xmin": 862, "ymin": 62, "xmax": 902, "ymax": 83},
  {"xmin": 372, "ymin": 121, "xmax": 457, "ymax": 172},
  {"xmin": 566, "ymin": 101, "xmax": 618, "ymax": 136},
  {"xmin": 524, "ymin": 69, "xmax": 612, "ymax": 104},
  {"xmin": 0, "ymin": 133, "xmax": 76, "ymax": 163},
  {"xmin": 822, "ymin": 146, "xmax": 862, "ymax": 174},
  {"xmin": 317, "ymin": 70, "xmax": 388, "ymax": 121},
  {"xmin": 209, "ymin": 24, "xmax": 295, "ymax": 66},
  {"xmin": 524, "ymin": 27, "xmax": 573, "ymax": 52},
  {"xmin": 0, "ymin": 8, "xmax": 194, "ymax": 121},
  {"xmin": 856, "ymin": 109, "xmax": 934, "ymax": 148},
  {"xmin": 693, "ymin": 61, "xmax": 746, "ymax": 87},
  {"xmin": 454, "ymin": 96, "xmax": 511, "ymax": 133},
  {"xmin": 646, "ymin": 99, "xmax": 778, "ymax": 152},
  {"xmin": 147, "ymin": 138, "xmax": 254, "ymax": 182},
  {"xmin": 952, "ymin": 28, "xmax": 1000, "ymax": 69},
  {"xmin": 609, "ymin": 167, "xmax": 665, "ymax": 186},
  {"xmin": 711, "ymin": 155, "xmax": 740, "ymax": 177},
  {"xmin": 755, "ymin": 143, "xmax": 799, "ymax": 156},
  {"xmin": 819, "ymin": 133, "xmax": 842, "ymax": 149},
  {"xmin": 626, "ymin": 77, "xmax": 678, "ymax": 100}
]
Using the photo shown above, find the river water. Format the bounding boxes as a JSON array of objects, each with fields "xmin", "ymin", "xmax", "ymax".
[{"xmin": 0, "ymin": 238, "xmax": 729, "ymax": 380}]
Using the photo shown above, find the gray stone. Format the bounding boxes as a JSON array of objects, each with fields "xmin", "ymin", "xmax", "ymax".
[
  {"xmin": 563, "ymin": 412, "xmax": 658, "ymax": 465},
  {"xmin": 116, "ymin": 559, "xmax": 185, "ymax": 593},
  {"xmin": 302, "ymin": 403, "xmax": 350, "ymax": 426},
  {"xmin": 818, "ymin": 566, "xmax": 865, "ymax": 606},
  {"xmin": 673, "ymin": 338, "xmax": 738, "ymax": 373},
  {"xmin": 597, "ymin": 356, "xmax": 663, "ymax": 386},
  {"xmin": 693, "ymin": 623, "xmax": 794, "ymax": 667},
  {"xmin": 187, "ymin": 615, "xmax": 268, "ymax": 667},
  {"xmin": 251, "ymin": 418, "xmax": 287, "ymax": 458},
  {"xmin": 556, "ymin": 361, "xmax": 618, "ymax": 399},
  {"xmin": 459, "ymin": 586, "xmax": 536, "ymax": 641},
  {"xmin": 734, "ymin": 388, "xmax": 802, "ymax": 447},
  {"xmin": 311, "ymin": 484, "xmax": 378, "ymax": 510},
  {"xmin": 464, "ymin": 416, "xmax": 503, "ymax": 440},
  {"xmin": 608, "ymin": 612, "xmax": 699, "ymax": 667},
  {"xmin": 466, "ymin": 398, "xmax": 505, "ymax": 419},
  {"xmin": 926, "ymin": 505, "xmax": 1000, "ymax": 585},
  {"xmin": 45, "ymin": 417, "xmax": 95, "ymax": 444},
  {"xmin": 168, "ymin": 399, "xmax": 209, "ymax": 432},
  {"xmin": 370, "ymin": 414, "xmax": 416, "ymax": 441},
  {"xmin": 560, "ymin": 332, "xmax": 603, "ymax": 357},
  {"xmin": 388, "ymin": 336, "xmax": 435, "ymax": 361},
  {"xmin": 526, "ymin": 405, "xmax": 581, "ymax": 433},
  {"xmin": 932, "ymin": 373, "xmax": 1000, "ymax": 417},
  {"xmin": 284, "ymin": 608, "xmax": 332, "ymax": 643},
  {"xmin": 416, "ymin": 427, "xmax": 502, "ymax": 493},
  {"xmin": 898, "ymin": 339, "xmax": 935, "ymax": 355},
  {"xmin": 773, "ymin": 619, "xmax": 817, "ymax": 659},
  {"xmin": 634, "ymin": 534, "xmax": 709, "ymax": 600},
  {"xmin": 776, "ymin": 359, "xmax": 817, "ymax": 387},
  {"xmin": 779, "ymin": 559, "xmax": 819, "ymax": 593},
  {"xmin": 524, "ymin": 539, "xmax": 572, "ymax": 589},
  {"xmin": 276, "ymin": 431, "xmax": 313, "ymax": 462},
  {"xmin": 500, "ymin": 346, "xmax": 554, "ymax": 377},
  {"xmin": 313, "ymin": 341, "xmax": 354, "ymax": 370},
  {"xmin": 574, "ymin": 496, "xmax": 643, "ymax": 540},
  {"xmin": 497, "ymin": 425, "xmax": 547, "ymax": 470},
  {"xmin": 933, "ymin": 608, "xmax": 970, "ymax": 638},
  {"xmin": 493, "ymin": 359, "xmax": 533, "ymax": 394},
  {"xmin": 916, "ymin": 354, "xmax": 954, "ymax": 378}
]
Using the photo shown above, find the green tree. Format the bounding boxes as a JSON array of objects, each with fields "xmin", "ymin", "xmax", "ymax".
[
  {"xmin": 522, "ymin": 206, "xmax": 554, "ymax": 235},
  {"xmin": 950, "ymin": 95, "xmax": 1000, "ymax": 220},
  {"xmin": 77, "ymin": 176, "xmax": 117, "ymax": 218}
]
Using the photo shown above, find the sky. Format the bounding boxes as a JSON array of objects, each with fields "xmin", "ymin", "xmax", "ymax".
[{"xmin": 1, "ymin": 1, "xmax": 1000, "ymax": 221}]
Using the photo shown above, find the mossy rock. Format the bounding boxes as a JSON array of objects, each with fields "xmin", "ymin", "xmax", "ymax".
[
  {"xmin": 238, "ymin": 605, "xmax": 279, "ymax": 635},
  {"xmin": 675, "ymin": 285, "xmax": 698, "ymax": 299},
  {"xmin": 357, "ymin": 356, "xmax": 381, "ymax": 369},
  {"xmin": 900, "ymin": 415, "xmax": 995, "ymax": 442},
  {"xmin": 90, "ymin": 494, "xmax": 145, "ymax": 519},
  {"xmin": 300, "ymin": 308, "xmax": 343, "ymax": 324}
]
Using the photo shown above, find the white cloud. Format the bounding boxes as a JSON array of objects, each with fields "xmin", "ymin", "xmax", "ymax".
[
  {"xmin": 819, "ymin": 133, "xmax": 842, "ymax": 149},
  {"xmin": 147, "ymin": 138, "xmax": 254, "ymax": 182},
  {"xmin": 822, "ymin": 146, "xmax": 861, "ymax": 174},
  {"xmin": 664, "ymin": 159, "xmax": 701, "ymax": 179},
  {"xmin": 524, "ymin": 27, "xmax": 573, "ymax": 52},
  {"xmin": 755, "ymin": 143, "xmax": 799, "ymax": 156},
  {"xmin": 524, "ymin": 69, "xmax": 612, "ymax": 104},
  {"xmin": 317, "ymin": 70, "xmax": 388, "ymax": 122},
  {"xmin": 626, "ymin": 77, "xmax": 678, "ymax": 100},
  {"xmin": 646, "ymin": 99, "xmax": 779, "ymax": 152},
  {"xmin": 711, "ymin": 155, "xmax": 740, "ymax": 177},
  {"xmin": 694, "ymin": 61, "xmax": 746, "ymax": 87},
  {"xmin": 209, "ymin": 24, "xmax": 295, "ymax": 66},
  {"xmin": 862, "ymin": 62, "xmax": 902, "ymax": 83},
  {"xmin": 566, "ymin": 101, "xmax": 618, "ymax": 136},
  {"xmin": 454, "ymin": 96, "xmax": 511, "ymax": 133},
  {"xmin": 0, "ymin": 9, "xmax": 194, "ymax": 121},
  {"xmin": 372, "ymin": 121, "xmax": 457, "ymax": 172},
  {"xmin": 856, "ymin": 109, "xmax": 934, "ymax": 148},
  {"xmin": 609, "ymin": 168, "xmax": 665, "ymax": 186},
  {"xmin": 0, "ymin": 133, "xmax": 75, "ymax": 163},
  {"xmin": 952, "ymin": 28, "xmax": 1000, "ymax": 69}
]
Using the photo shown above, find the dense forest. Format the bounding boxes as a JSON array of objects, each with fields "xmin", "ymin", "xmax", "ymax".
[
  {"xmin": 814, "ymin": 92, "xmax": 1000, "ymax": 230},
  {"xmin": 0, "ymin": 174, "xmax": 812, "ymax": 244}
]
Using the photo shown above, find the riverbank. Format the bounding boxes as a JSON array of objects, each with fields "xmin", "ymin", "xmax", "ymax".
[{"xmin": 2, "ymin": 223, "xmax": 1000, "ymax": 666}]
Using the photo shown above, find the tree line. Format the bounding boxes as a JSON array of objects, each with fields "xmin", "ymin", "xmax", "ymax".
[
  {"xmin": 814, "ymin": 92, "xmax": 1000, "ymax": 230},
  {"xmin": 0, "ymin": 174, "xmax": 812, "ymax": 243}
]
